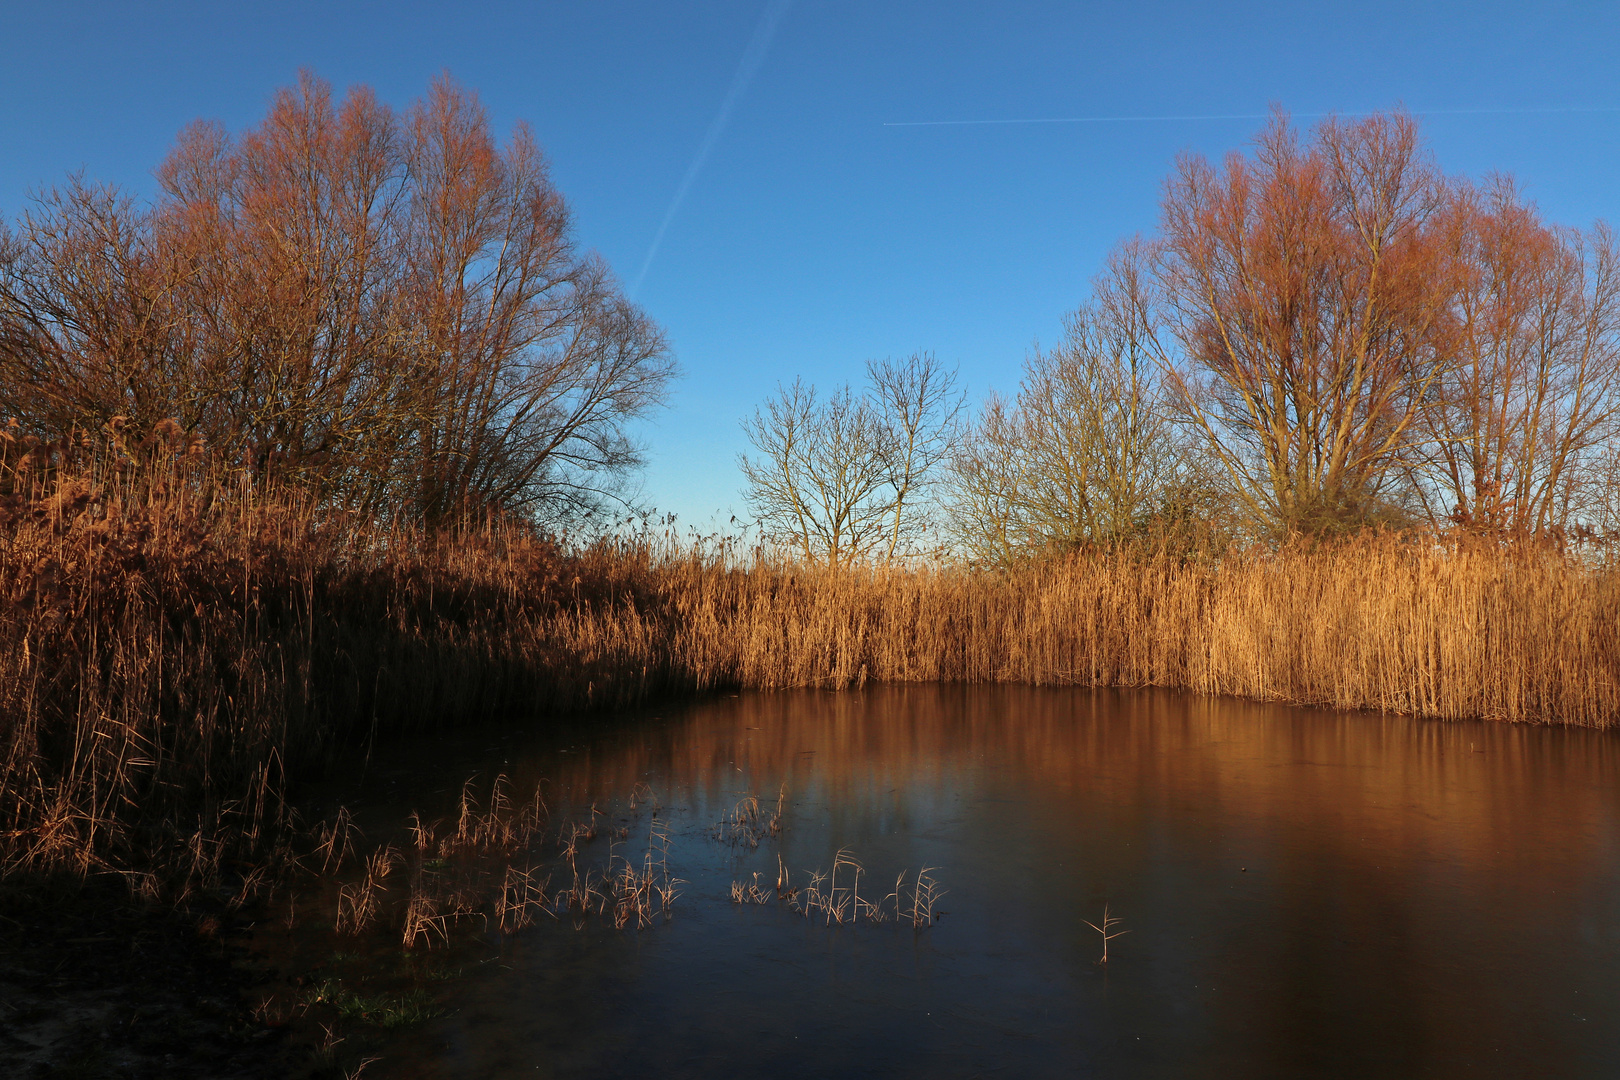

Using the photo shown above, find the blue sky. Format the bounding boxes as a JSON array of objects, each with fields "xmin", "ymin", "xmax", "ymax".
[{"xmin": 3, "ymin": 1, "xmax": 1617, "ymax": 529}]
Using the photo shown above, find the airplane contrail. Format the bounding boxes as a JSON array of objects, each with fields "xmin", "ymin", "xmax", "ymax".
[
  {"xmin": 632, "ymin": 0, "xmax": 793, "ymax": 298},
  {"xmin": 883, "ymin": 105, "xmax": 1620, "ymax": 127}
]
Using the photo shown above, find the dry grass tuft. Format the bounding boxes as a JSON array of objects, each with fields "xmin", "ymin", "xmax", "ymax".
[{"xmin": 742, "ymin": 851, "xmax": 944, "ymax": 929}]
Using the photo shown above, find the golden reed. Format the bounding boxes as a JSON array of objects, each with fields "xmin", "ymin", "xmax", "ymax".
[{"xmin": 3, "ymin": 432, "xmax": 1618, "ymax": 886}]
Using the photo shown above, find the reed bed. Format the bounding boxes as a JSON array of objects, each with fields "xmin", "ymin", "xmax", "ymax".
[
  {"xmin": 4, "ymin": 432, "xmax": 1619, "ymax": 887},
  {"xmin": 660, "ymin": 540, "xmax": 1620, "ymax": 726},
  {"xmin": 314, "ymin": 773, "xmax": 679, "ymax": 945}
]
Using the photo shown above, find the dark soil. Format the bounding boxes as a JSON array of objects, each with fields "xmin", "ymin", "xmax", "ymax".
[{"xmin": 0, "ymin": 876, "xmax": 297, "ymax": 1080}]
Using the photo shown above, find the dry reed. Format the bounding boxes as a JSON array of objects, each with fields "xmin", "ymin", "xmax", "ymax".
[
  {"xmin": 1084, "ymin": 904, "xmax": 1130, "ymax": 965},
  {"xmin": 743, "ymin": 852, "xmax": 944, "ymax": 929},
  {"xmin": 317, "ymin": 772, "xmax": 680, "ymax": 945},
  {"xmin": 713, "ymin": 786, "xmax": 786, "ymax": 849},
  {"xmin": 5, "ymin": 428, "xmax": 1619, "ymax": 890}
]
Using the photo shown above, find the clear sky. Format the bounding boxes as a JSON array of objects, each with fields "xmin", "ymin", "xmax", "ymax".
[{"xmin": 3, "ymin": 1, "xmax": 1617, "ymax": 530}]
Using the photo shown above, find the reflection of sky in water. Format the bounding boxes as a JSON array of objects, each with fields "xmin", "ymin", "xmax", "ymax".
[{"xmin": 357, "ymin": 686, "xmax": 1620, "ymax": 1079}]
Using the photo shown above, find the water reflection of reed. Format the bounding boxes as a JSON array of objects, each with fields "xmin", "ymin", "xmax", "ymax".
[{"xmin": 526, "ymin": 686, "xmax": 1620, "ymax": 877}]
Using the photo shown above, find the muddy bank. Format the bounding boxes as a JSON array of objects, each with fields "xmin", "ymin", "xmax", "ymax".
[{"xmin": 0, "ymin": 878, "xmax": 294, "ymax": 1079}]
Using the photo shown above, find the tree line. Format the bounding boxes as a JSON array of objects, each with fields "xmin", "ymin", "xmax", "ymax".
[
  {"xmin": 742, "ymin": 111, "xmax": 1620, "ymax": 562},
  {"xmin": 0, "ymin": 72, "xmax": 675, "ymax": 526}
]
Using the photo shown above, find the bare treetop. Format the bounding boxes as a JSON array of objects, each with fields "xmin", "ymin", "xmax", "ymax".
[{"xmin": 0, "ymin": 70, "xmax": 676, "ymax": 526}]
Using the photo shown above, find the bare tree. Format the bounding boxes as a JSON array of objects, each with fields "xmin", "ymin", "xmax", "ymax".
[
  {"xmin": 0, "ymin": 71, "xmax": 675, "ymax": 526},
  {"xmin": 394, "ymin": 77, "xmax": 674, "ymax": 523},
  {"xmin": 740, "ymin": 380, "xmax": 891, "ymax": 564},
  {"xmin": 740, "ymin": 353, "xmax": 960, "ymax": 564},
  {"xmin": 153, "ymin": 75, "xmax": 416, "ymax": 507},
  {"xmin": 1416, "ymin": 177, "xmax": 1620, "ymax": 536},
  {"xmin": 946, "ymin": 291, "xmax": 1184, "ymax": 563},
  {"xmin": 1152, "ymin": 111, "xmax": 1452, "ymax": 535},
  {"xmin": 866, "ymin": 351, "xmax": 963, "ymax": 559},
  {"xmin": 0, "ymin": 180, "xmax": 203, "ymax": 441},
  {"xmin": 946, "ymin": 393, "xmax": 1027, "ymax": 565},
  {"xmin": 1140, "ymin": 111, "xmax": 1620, "ymax": 540}
]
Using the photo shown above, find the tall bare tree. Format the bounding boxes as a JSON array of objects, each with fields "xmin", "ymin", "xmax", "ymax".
[
  {"xmin": 395, "ymin": 77, "xmax": 673, "ymax": 523},
  {"xmin": 866, "ymin": 351, "xmax": 963, "ymax": 560},
  {"xmin": 1152, "ymin": 111, "xmax": 1452, "ymax": 534},
  {"xmin": 1416, "ymin": 177, "xmax": 1620, "ymax": 535},
  {"xmin": 154, "ymin": 75, "xmax": 415, "ymax": 505},
  {"xmin": 0, "ymin": 71, "xmax": 675, "ymax": 526}
]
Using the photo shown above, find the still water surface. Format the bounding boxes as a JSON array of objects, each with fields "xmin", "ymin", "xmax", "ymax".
[{"xmin": 323, "ymin": 686, "xmax": 1620, "ymax": 1078}]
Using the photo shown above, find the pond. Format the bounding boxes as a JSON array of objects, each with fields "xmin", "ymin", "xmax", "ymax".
[{"xmin": 260, "ymin": 686, "xmax": 1620, "ymax": 1078}]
